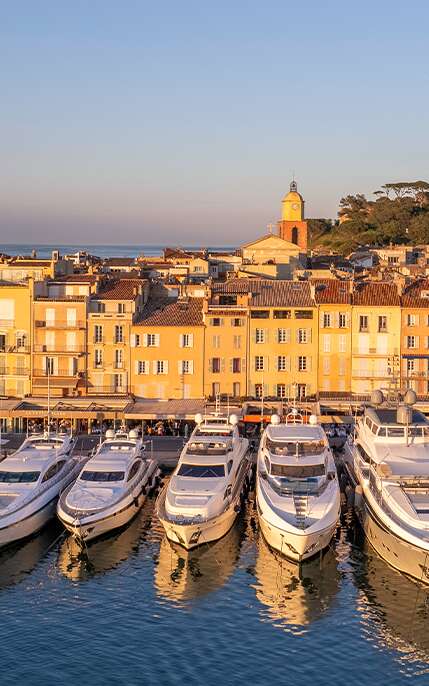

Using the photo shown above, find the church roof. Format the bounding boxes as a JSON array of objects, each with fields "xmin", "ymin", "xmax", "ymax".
[{"xmin": 241, "ymin": 233, "xmax": 301, "ymax": 251}]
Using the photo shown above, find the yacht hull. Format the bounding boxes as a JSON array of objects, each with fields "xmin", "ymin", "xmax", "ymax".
[
  {"xmin": 356, "ymin": 491, "xmax": 429, "ymax": 584},
  {"xmin": 159, "ymin": 502, "xmax": 239, "ymax": 550},
  {"xmin": 257, "ymin": 507, "xmax": 337, "ymax": 562},
  {"xmin": 343, "ymin": 445, "xmax": 429, "ymax": 584},
  {"xmin": 58, "ymin": 464, "xmax": 160, "ymax": 544},
  {"xmin": 158, "ymin": 456, "xmax": 251, "ymax": 550},
  {"xmin": 0, "ymin": 496, "xmax": 57, "ymax": 548}
]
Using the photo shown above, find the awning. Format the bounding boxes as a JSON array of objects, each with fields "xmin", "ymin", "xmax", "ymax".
[{"xmin": 33, "ymin": 378, "xmax": 78, "ymax": 389}]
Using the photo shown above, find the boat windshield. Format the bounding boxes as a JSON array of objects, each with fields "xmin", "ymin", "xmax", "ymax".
[
  {"xmin": 101, "ymin": 442, "xmax": 134, "ymax": 452},
  {"xmin": 80, "ymin": 471, "xmax": 125, "ymax": 482},
  {"xmin": 177, "ymin": 464, "xmax": 225, "ymax": 478},
  {"xmin": 270, "ymin": 463, "xmax": 325, "ymax": 478},
  {"xmin": 187, "ymin": 442, "xmax": 229, "ymax": 456},
  {"xmin": 194, "ymin": 429, "xmax": 232, "ymax": 437},
  {"xmin": 266, "ymin": 439, "xmax": 325, "ymax": 456},
  {"xmin": 0, "ymin": 471, "xmax": 40, "ymax": 483}
]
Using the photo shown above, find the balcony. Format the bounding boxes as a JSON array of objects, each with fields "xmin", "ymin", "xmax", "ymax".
[
  {"xmin": 93, "ymin": 337, "xmax": 104, "ymax": 344},
  {"xmin": 33, "ymin": 368, "xmax": 82, "ymax": 377},
  {"xmin": 0, "ymin": 367, "xmax": 29, "ymax": 376},
  {"xmin": 33, "ymin": 344, "xmax": 86, "ymax": 354},
  {"xmin": 35, "ymin": 320, "xmax": 86, "ymax": 329},
  {"xmin": 87, "ymin": 385, "xmax": 128, "ymax": 395},
  {"xmin": 0, "ymin": 345, "xmax": 30, "ymax": 353},
  {"xmin": 353, "ymin": 370, "xmax": 390, "ymax": 378},
  {"xmin": 114, "ymin": 362, "xmax": 124, "ymax": 369}
]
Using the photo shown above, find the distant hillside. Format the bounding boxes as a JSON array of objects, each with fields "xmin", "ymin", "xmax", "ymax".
[{"xmin": 308, "ymin": 181, "xmax": 429, "ymax": 255}]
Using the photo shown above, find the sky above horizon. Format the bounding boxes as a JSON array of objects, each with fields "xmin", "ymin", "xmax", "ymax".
[{"xmin": 1, "ymin": 1, "xmax": 429, "ymax": 246}]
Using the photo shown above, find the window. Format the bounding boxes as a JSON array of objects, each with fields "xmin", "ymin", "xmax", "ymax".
[
  {"xmin": 323, "ymin": 313, "xmax": 332, "ymax": 328},
  {"xmin": 94, "ymin": 325, "xmax": 103, "ymax": 343},
  {"xmin": 42, "ymin": 461, "xmax": 65, "ymax": 482},
  {"xmin": 233, "ymin": 335, "xmax": 241, "ymax": 349},
  {"xmin": 134, "ymin": 334, "xmax": 140, "ymax": 347},
  {"xmin": 231, "ymin": 318, "xmax": 243, "ymax": 327},
  {"xmin": 255, "ymin": 328, "xmax": 265, "ymax": 343},
  {"xmin": 232, "ymin": 358, "xmax": 241, "ymax": 373},
  {"xmin": 147, "ymin": 334, "xmax": 158, "ymax": 347},
  {"xmin": 298, "ymin": 356, "xmax": 307, "ymax": 371},
  {"xmin": 339, "ymin": 357, "xmax": 346, "ymax": 376},
  {"xmin": 251, "ymin": 310, "xmax": 269, "ymax": 319},
  {"xmin": 339, "ymin": 335, "xmax": 347, "ymax": 353},
  {"xmin": 156, "ymin": 360, "xmax": 167, "ymax": 374},
  {"xmin": 180, "ymin": 360, "xmax": 193, "ymax": 374},
  {"xmin": 295, "ymin": 310, "xmax": 313, "ymax": 319},
  {"xmin": 114, "ymin": 373, "xmax": 123, "ymax": 389},
  {"xmin": 81, "ymin": 470, "xmax": 125, "ymax": 482},
  {"xmin": 407, "ymin": 359, "xmax": 415, "ymax": 374},
  {"xmin": 297, "ymin": 328, "xmax": 308, "ymax": 343},
  {"xmin": 273, "ymin": 310, "xmax": 291, "ymax": 319},
  {"xmin": 212, "ymin": 335, "xmax": 221, "ymax": 348},
  {"xmin": 255, "ymin": 356, "xmax": 264, "ymax": 371},
  {"xmin": 277, "ymin": 356, "xmax": 288, "ymax": 371},
  {"xmin": 115, "ymin": 325, "xmax": 123, "ymax": 343},
  {"xmin": 255, "ymin": 383, "xmax": 263, "ymax": 398},
  {"xmin": 211, "ymin": 317, "xmax": 223, "ymax": 326},
  {"xmin": 211, "ymin": 357, "xmax": 221, "ymax": 373},
  {"xmin": 45, "ymin": 357, "xmax": 55, "ymax": 375},
  {"xmin": 0, "ymin": 470, "xmax": 40, "ymax": 483},
  {"xmin": 359, "ymin": 315, "xmax": 368, "ymax": 332},
  {"xmin": 232, "ymin": 382, "xmax": 240, "ymax": 397},
  {"xmin": 378, "ymin": 315, "xmax": 387, "ymax": 333},
  {"xmin": 277, "ymin": 384, "xmax": 286, "ymax": 398},
  {"xmin": 137, "ymin": 360, "xmax": 149, "ymax": 375},
  {"xmin": 115, "ymin": 349, "xmax": 123, "ymax": 368},
  {"xmin": 95, "ymin": 349, "xmax": 103, "ymax": 367},
  {"xmin": 339, "ymin": 313, "xmax": 347, "ymax": 328},
  {"xmin": 323, "ymin": 357, "xmax": 330, "ymax": 374},
  {"xmin": 118, "ymin": 303, "xmax": 125, "ymax": 313},
  {"xmin": 407, "ymin": 314, "xmax": 416, "ymax": 327},
  {"xmin": 181, "ymin": 333, "xmax": 193, "ymax": 348},
  {"xmin": 407, "ymin": 336, "xmax": 416, "ymax": 349},
  {"xmin": 97, "ymin": 302, "xmax": 105, "ymax": 313},
  {"xmin": 127, "ymin": 461, "xmax": 141, "ymax": 481},
  {"xmin": 322, "ymin": 334, "xmax": 331, "ymax": 353},
  {"xmin": 177, "ymin": 464, "xmax": 225, "ymax": 478},
  {"xmin": 278, "ymin": 328, "xmax": 289, "ymax": 343}
]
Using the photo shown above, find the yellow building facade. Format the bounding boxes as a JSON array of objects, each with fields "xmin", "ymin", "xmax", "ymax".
[
  {"xmin": 132, "ymin": 298, "xmax": 205, "ymax": 399},
  {"xmin": 0, "ymin": 280, "xmax": 33, "ymax": 397},
  {"xmin": 351, "ymin": 282, "xmax": 401, "ymax": 395}
]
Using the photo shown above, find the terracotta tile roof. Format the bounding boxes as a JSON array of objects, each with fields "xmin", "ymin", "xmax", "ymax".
[
  {"xmin": 212, "ymin": 279, "xmax": 315, "ymax": 307},
  {"xmin": 103, "ymin": 257, "xmax": 136, "ymax": 266},
  {"xmin": 401, "ymin": 279, "xmax": 429, "ymax": 308},
  {"xmin": 50, "ymin": 274, "xmax": 98, "ymax": 283},
  {"xmin": 312, "ymin": 279, "xmax": 351, "ymax": 304},
  {"xmin": 352, "ymin": 281, "xmax": 400, "ymax": 306},
  {"xmin": 135, "ymin": 297, "xmax": 204, "ymax": 326},
  {"xmin": 94, "ymin": 278, "xmax": 146, "ymax": 301}
]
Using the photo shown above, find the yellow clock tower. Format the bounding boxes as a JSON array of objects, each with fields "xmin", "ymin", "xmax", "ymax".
[{"xmin": 278, "ymin": 180, "xmax": 308, "ymax": 251}]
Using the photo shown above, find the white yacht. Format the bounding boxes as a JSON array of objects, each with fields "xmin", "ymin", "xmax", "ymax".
[
  {"xmin": 0, "ymin": 432, "xmax": 80, "ymax": 547},
  {"xmin": 156, "ymin": 413, "xmax": 250, "ymax": 549},
  {"xmin": 344, "ymin": 389, "xmax": 429, "ymax": 583},
  {"xmin": 256, "ymin": 411, "xmax": 340, "ymax": 562},
  {"xmin": 57, "ymin": 429, "xmax": 159, "ymax": 543}
]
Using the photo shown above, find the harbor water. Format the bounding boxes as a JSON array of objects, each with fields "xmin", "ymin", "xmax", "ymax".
[{"xmin": 1, "ymin": 490, "xmax": 429, "ymax": 686}]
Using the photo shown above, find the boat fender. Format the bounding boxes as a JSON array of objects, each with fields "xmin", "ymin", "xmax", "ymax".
[
  {"xmin": 234, "ymin": 504, "xmax": 241, "ymax": 513},
  {"xmin": 134, "ymin": 496, "xmax": 139, "ymax": 508},
  {"xmin": 354, "ymin": 484, "xmax": 363, "ymax": 511}
]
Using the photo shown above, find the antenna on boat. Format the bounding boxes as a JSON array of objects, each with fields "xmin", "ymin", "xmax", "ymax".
[{"xmin": 47, "ymin": 360, "xmax": 51, "ymax": 438}]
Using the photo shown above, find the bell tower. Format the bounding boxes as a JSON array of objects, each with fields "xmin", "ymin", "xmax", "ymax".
[{"xmin": 277, "ymin": 180, "xmax": 308, "ymax": 251}]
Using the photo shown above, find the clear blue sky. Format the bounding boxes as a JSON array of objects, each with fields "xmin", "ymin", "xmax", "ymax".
[{"xmin": 1, "ymin": 1, "xmax": 428, "ymax": 245}]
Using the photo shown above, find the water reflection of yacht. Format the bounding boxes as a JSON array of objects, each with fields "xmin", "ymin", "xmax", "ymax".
[
  {"xmin": 352, "ymin": 536, "xmax": 429, "ymax": 666},
  {"xmin": 253, "ymin": 533, "xmax": 340, "ymax": 630},
  {"xmin": 154, "ymin": 523, "xmax": 242, "ymax": 603},
  {"xmin": 0, "ymin": 522, "xmax": 61, "ymax": 590},
  {"xmin": 57, "ymin": 501, "xmax": 153, "ymax": 581}
]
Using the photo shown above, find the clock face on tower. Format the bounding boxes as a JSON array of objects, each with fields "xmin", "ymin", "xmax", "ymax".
[{"xmin": 292, "ymin": 203, "xmax": 299, "ymax": 210}]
